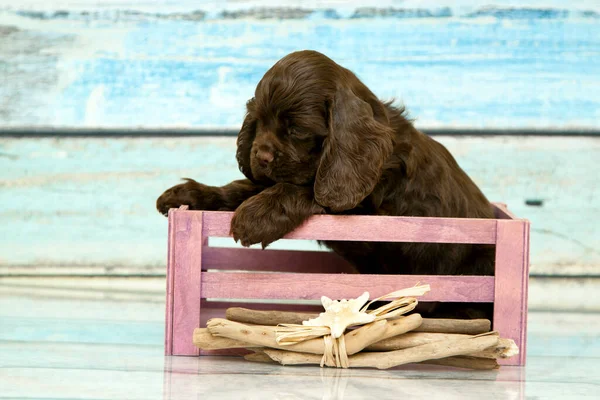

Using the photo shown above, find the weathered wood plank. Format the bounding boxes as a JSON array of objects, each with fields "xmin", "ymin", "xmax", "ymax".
[
  {"xmin": 0, "ymin": 1, "xmax": 598, "ymax": 130},
  {"xmin": 0, "ymin": 136, "xmax": 598, "ymax": 275},
  {"xmin": 2, "ymin": 275, "xmax": 600, "ymax": 313}
]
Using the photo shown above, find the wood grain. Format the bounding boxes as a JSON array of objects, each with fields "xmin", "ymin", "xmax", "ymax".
[
  {"xmin": 170, "ymin": 210, "xmax": 203, "ymax": 356},
  {"xmin": 3, "ymin": 275, "xmax": 595, "ymax": 312},
  {"xmin": 164, "ymin": 207, "xmax": 176, "ymax": 355},
  {"xmin": 414, "ymin": 319, "xmax": 491, "ymax": 335},
  {"xmin": 1, "ymin": 3, "xmax": 597, "ymax": 130},
  {"xmin": 200, "ymin": 272, "xmax": 495, "ymax": 303},
  {"xmin": 203, "ymin": 212, "xmax": 497, "ymax": 244},
  {"xmin": 165, "ymin": 205, "xmax": 188, "ymax": 355},
  {"xmin": 199, "ymin": 301, "xmax": 324, "ymax": 327},
  {"xmin": 493, "ymin": 220, "xmax": 530, "ymax": 366},
  {"xmin": 1, "ymin": 136, "xmax": 597, "ymax": 276}
]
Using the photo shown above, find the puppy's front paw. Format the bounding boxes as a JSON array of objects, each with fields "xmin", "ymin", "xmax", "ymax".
[
  {"xmin": 156, "ymin": 178, "xmax": 222, "ymax": 216},
  {"xmin": 230, "ymin": 195, "xmax": 292, "ymax": 248}
]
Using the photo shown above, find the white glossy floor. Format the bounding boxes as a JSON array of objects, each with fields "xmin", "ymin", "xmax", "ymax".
[{"xmin": 1, "ymin": 291, "xmax": 599, "ymax": 400}]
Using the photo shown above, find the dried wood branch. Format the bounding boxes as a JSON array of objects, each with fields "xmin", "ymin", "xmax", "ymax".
[
  {"xmin": 366, "ymin": 332, "xmax": 516, "ymax": 359},
  {"xmin": 421, "ymin": 356, "xmax": 499, "ymax": 370},
  {"xmin": 226, "ymin": 307, "xmax": 317, "ymax": 325},
  {"xmin": 414, "ymin": 318, "xmax": 491, "ymax": 334},
  {"xmin": 367, "ymin": 331, "xmax": 470, "ymax": 351},
  {"xmin": 225, "ymin": 307, "xmax": 490, "ymax": 335},
  {"xmin": 244, "ymin": 350, "xmax": 275, "ymax": 364},
  {"xmin": 206, "ymin": 318, "xmax": 391, "ymax": 355},
  {"xmin": 263, "ymin": 332, "xmax": 500, "ymax": 369},
  {"xmin": 193, "ymin": 328, "xmax": 257, "ymax": 350}
]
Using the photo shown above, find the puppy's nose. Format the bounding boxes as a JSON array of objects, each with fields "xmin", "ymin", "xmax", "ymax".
[{"xmin": 256, "ymin": 149, "xmax": 274, "ymax": 167}]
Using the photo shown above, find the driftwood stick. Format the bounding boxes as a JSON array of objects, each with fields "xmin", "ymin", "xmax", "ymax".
[
  {"xmin": 463, "ymin": 338, "xmax": 518, "ymax": 359},
  {"xmin": 261, "ymin": 350, "xmax": 498, "ymax": 370},
  {"xmin": 206, "ymin": 318, "xmax": 391, "ymax": 355},
  {"xmin": 483, "ymin": 338, "xmax": 519, "ymax": 359},
  {"xmin": 226, "ymin": 307, "xmax": 317, "ymax": 325},
  {"xmin": 244, "ymin": 350, "xmax": 276, "ymax": 364},
  {"xmin": 350, "ymin": 332, "xmax": 499, "ymax": 369},
  {"xmin": 343, "ymin": 314, "xmax": 422, "ymax": 355},
  {"xmin": 225, "ymin": 307, "xmax": 490, "ymax": 335},
  {"xmin": 420, "ymin": 356, "xmax": 499, "ymax": 370},
  {"xmin": 344, "ymin": 320, "xmax": 388, "ymax": 354},
  {"xmin": 374, "ymin": 314, "xmax": 423, "ymax": 342},
  {"xmin": 264, "ymin": 349, "xmax": 322, "ymax": 366},
  {"xmin": 357, "ymin": 331, "xmax": 500, "ymax": 369},
  {"xmin": 367, "ymin": 332, "xmax": 470, "ymax": 351},
  {"xmin": 415, "ymin": 318, "xmax": 491, "ymax": 334},
  {"xmin": 366, "ymin": 332, "xmax": 516, "ymax": 359},
  {"xmin": 193, "ymin": 328, "xmax": 258, "ymax": 350},
  {"xmin": 207, "ymin": 318, "xmax": 323, "ymax": 354},
  {"xmin": 263, "ymin": 332, "xmax": 499, "ymax": 369}
]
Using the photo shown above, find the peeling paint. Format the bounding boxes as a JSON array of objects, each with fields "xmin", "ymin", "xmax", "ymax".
[{"xmin": 0, "ymin": 1, "xmax": 599, "ymax": 129}]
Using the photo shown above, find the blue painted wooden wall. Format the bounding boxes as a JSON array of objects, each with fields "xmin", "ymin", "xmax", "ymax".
[
  {"xmin": 1, "ymin": 0, "xmax": 599, "ymax": 129},
  {"xmin": 0, "ymin": 1, "xmax": 598, "ymax": 276}
]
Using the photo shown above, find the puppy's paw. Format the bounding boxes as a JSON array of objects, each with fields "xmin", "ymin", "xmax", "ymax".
[
  {"xmin": 230, "ymin": 194, "xmax": 293, "ymax": 248},
  {"xmin": 156, "ymin": 179, "xmax": 222, "ymax": 216}
]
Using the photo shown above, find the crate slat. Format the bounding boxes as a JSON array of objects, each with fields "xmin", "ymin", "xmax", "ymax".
[
  {"xmin": 201, "ymin": 212, "xmax": 497, "ymax": 244},
  {"xmin": 169, "ymin": 209, "xmax": 203, "ymax": 356},
  {"xmin": 494, "ymin": 220, "xmax": 530, "ymax": 366},
  {"xmin": 200, "ymin": 272, "xmax": 495, "ymax": 303}
]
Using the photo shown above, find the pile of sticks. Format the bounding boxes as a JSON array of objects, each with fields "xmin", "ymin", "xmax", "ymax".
[{"xmin": 193, "ymin": 307, "xmax": 518, "ymax": 370}]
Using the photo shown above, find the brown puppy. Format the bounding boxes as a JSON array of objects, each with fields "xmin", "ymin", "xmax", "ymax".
[{"xmin": 157, "ymin": 50, "xmax": 496, "ymax": 287}]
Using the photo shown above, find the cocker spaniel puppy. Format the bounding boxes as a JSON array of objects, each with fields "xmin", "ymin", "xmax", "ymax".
[{"xmin": 157, "ymin": 50, "xmax": 495, "ymax": 283}]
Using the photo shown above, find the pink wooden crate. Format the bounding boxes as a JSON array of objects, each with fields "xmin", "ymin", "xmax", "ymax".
[{"xmin": 164, "ymin": 202, "xmax": 530, "ymax": 366}]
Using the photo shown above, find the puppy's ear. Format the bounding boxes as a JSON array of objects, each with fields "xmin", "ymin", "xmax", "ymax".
[
  {"xmin": 314, "ymin": 87, "xmax": 395, "ymax": 212},
  {"xmin": 236, "ymin": 98, "xmax": 257, "ymax": 181}
]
